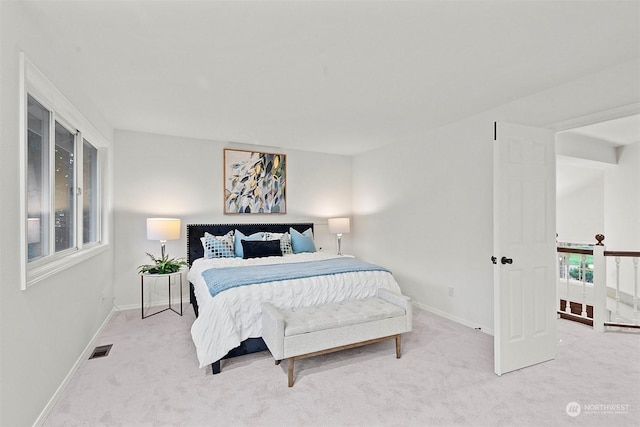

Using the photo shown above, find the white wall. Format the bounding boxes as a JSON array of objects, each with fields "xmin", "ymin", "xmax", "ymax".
[
  {"xmin": 0, "ymin": 2, "xmax": 115, "ymax": 426},
  {"xmin": 353, "ymin": 115, "xmax": 495, "ymax": 330},
  {"xmin": 604, "ymin": 142, "xmax": 640, "ymax": 294},
  {"xmin": 556, "ymin": 163, "xmax": 605, "ymax": 244},
  {"xmin": 112, "ymin": 130, "xmax": 353, "ymax": 308},
  {"xmin": 604, "ymin": 142, "xmax": 640, "ymax": 251},
  {"xmin": 352, "ymin": 60, "xmax": 640, "ymax": 333}
]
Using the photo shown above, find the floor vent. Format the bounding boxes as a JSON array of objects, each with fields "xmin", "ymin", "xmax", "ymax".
[{"xmin": 89, "ymin": 344, "xmax": 113, "ymax": 360}]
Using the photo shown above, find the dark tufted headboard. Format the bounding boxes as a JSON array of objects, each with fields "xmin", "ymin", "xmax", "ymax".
[{"xmin": 187, "ymin": 223, "xmax": 314, "ymax": 266}]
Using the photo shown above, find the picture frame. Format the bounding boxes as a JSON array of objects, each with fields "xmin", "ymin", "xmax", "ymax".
[{"xmin": 223, "ymin": 148, "xmax": 287, "ymax": 214}]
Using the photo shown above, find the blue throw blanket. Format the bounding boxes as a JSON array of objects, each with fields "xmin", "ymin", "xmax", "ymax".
[{"xmin": 202, "ymin": 257, "xmax": 391, "ymax": 298}]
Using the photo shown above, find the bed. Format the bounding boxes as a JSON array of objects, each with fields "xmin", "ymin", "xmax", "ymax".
[{"xmin": 186, "ymin": 223, "xmax": 402, "ymax": 373}]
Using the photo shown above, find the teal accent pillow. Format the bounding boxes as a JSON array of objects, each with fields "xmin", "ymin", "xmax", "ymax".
[
  {"xmin": 290, "ymin": 227, "xmax": 316, "ymax": 253},
  {"xmin": 234, "ymin": 230, "xmax": 264, "ymax": 257}
]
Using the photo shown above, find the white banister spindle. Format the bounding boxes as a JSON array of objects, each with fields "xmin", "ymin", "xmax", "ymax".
[
  {"xmin": 615, "ymin": 257, "xmax": 621, "ymax": 321},
  {"xmin": 565, "ymin": 254, "xmax": 572, "ymax": 314},
  {"xmin": 558, "ymin": 255, "xmax": 563, "ymax": 312},
  {"xmin": 592, "ymin": 245, "xmax": 607, "ymax": 332},
  {"xmin": 581, "ymin": 254, "xmax": 587, "ymax": 317},
  {"xmin": 633, "ymin": 257, "xmax": 639, "ymax": 324}
]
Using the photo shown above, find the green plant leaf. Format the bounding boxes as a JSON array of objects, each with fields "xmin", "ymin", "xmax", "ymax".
[{"xmin": 137, "ymin": 252, "xmax": 187, "ymax": 274}]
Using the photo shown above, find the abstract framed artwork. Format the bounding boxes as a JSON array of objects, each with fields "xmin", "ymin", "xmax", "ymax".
[{"xmin": 223, "ymin": 148, "xmax": 287, "ymax": 214}]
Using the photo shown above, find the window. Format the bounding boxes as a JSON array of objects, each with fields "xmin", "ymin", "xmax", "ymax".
[
  {"xmin": 53, "ymin": 121, "xmax": 76, "ymax": 252},
  {"xmin": 26, "ymin": 96, "xmax": 50, "ymax": 261},
  {"xmin": 21, "ymin": 53, "xmax": 108, "ymax": 289},
  {"xmin": 83, "ymin": 139, "xmax": 99, "ymax": 244}
]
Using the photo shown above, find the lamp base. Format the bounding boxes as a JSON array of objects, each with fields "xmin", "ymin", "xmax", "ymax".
[{"xmin": 336, "ymin": 234, "xmax": 343, "ymax": 256}]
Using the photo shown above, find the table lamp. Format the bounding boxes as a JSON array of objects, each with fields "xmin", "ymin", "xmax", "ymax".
[
  {"xmin": 328, "ymin": 217, "xmax": 350, "ymax": 255},
  {"xmin": 147, "ymin": 218, "xmax": 181, "ymax": 258}
]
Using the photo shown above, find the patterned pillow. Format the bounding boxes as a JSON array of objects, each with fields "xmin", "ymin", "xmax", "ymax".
[
  {"xmin": 265, "ymin": 232, "xmax": 293, "ymax": 255},
  {"xmin": 200, "ymin": 231, "xmax": 235, "ymax": 258}
]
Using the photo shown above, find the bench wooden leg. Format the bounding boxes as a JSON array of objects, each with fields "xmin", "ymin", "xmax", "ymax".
[
  {"xmin": 288, "ymin": 358, "xmax": 294, "ymax": 387},
  {"xmin": 280, "ymin": 334, "xmax": 403, "ymax": 387}
]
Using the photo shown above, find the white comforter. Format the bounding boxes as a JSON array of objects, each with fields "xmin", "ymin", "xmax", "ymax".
[{"xmin": 188, "ymin": 252, "xmax": 401, "ymax": 368}]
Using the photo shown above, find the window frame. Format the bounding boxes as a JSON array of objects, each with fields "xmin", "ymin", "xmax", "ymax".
[
  {"xmin": 82, "ymin": 137, "xmax": 100, "ymax": 246},
  {"xmin": 19, "ymin": 53, "xmax": 109, "ymax": 290}
]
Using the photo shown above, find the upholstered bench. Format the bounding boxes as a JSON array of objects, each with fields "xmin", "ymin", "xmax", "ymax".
[{"xmin": 262, "ymin": 288, "xmax": 412, "ymax": 387}]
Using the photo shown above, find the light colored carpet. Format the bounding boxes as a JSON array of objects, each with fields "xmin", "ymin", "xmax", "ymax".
[{"xmin": 44, "ymin": 305, "xmax": 640, "ymax": 427}]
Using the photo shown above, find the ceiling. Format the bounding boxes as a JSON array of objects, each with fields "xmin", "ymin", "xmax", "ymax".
[
  {"xmin": 564, "ymin": 114, "xmax": 640, "ymax": 147},
  {"xmin": 20, "ymin": 0, "xmax": 640, "ymax": 155}
]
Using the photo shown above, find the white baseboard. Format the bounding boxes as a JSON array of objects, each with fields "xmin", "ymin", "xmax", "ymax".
[
  {"xmin": 412, "ymin": 301, "xmax": 494, "ymax": 336},
  {"xmin": 33, "ymin": 307, "xmax": 117, "ymax": 427}
]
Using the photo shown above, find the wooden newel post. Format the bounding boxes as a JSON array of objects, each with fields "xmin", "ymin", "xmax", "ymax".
[{"xmin": 592, "ymin": 234, "xmax": 607, "ymax": 332}]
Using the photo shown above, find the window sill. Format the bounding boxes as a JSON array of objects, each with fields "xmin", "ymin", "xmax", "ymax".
[{"xmin": 24, "ymin": 243, "xmax": 110, "ymax": 290}]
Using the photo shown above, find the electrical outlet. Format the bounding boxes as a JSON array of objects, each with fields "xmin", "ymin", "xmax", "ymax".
[{"xmin": 448, "ymin": 287, "xmax": 454, "ymax": 297}]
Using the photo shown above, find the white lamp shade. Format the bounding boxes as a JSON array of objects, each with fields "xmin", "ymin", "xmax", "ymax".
[
  {"xmin": 147, "ymin": 218, "xmax": 181, "ymax": 241},
  {"xmin": 328, "ymin": 217, "xmax": 350, "ymax": 234}
]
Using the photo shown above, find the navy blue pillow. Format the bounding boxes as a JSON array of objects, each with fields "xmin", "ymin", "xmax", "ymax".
[
  {"xmin": 234, "ymin": 230, "xmax": 264, "ymax": 257},
  {"xmin": 242, "ymin": 239, "xmax": 283, "ymax": 259}
]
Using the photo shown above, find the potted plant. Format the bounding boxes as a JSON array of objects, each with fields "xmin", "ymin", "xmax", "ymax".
[{"xmin": 137, "ymin": 252, "xmax": 187, "ymax": 275}]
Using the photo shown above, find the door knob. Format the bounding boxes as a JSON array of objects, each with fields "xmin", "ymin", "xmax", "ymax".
[{"xmin": 501, "ymin": 256, "xmax": 513, "ymax": 265}]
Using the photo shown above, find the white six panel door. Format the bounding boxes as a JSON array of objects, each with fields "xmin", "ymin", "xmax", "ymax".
[{"xmin": 493, "ymin": 122, "xmax": 557, "ymax": 376}]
